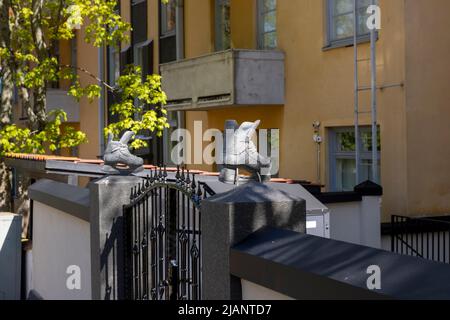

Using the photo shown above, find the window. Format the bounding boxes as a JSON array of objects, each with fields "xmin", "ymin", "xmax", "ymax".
[
  {"xmin": 161, "ymin": 0, "xmax": 176, "ymax": 37},
  {"xmin": 107, "ymin": 44, "xmax": 121, "ymax": 124},
  {"xmin": 326, "ymin": 0, "xmax": 377, "ymax": 48},
  {"xmin": 257, "ymin": 0, "xmax": 277, "ymax": 49},
  {"xmin": 133, "ymin": 40, "xmax": 153, "ymax": 78},
  {"xmin": 215, "ymin": 0, "xmax": 231, "ymax": 51},
  {"xmin": 108, "ymin": 46, "xmax": 120, "ymax": 86},
  {"xmin": 132, "ymin": 0, "xmax": 148, "ymax": 44},
  {"xmin": 159, "ymin": 0, "xmax": 177, "ymax": 63},
  {"xmin": 71, "ymin": 36, "xmax": 77, "ymax": 70},
  {"xmin": 329, "ymin": 127, "xmax": 381, "ymax": 191}
]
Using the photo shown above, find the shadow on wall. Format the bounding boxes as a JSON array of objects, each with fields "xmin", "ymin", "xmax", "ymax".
[{"xmin": 100, "ymin": 216, "xmax": 125, "ymax": 300}]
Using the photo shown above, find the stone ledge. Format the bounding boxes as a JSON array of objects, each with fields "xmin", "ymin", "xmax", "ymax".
[{"xmin": 29, "ymin": 179, "xmax": 90, "ymax": 222}]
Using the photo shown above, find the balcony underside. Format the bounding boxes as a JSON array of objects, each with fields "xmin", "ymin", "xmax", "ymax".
[{"xmin": 160, "ymin": 49, "xmax": 285, "ymax": 111}]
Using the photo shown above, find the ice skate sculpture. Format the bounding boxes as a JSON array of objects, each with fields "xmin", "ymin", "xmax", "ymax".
[
  {"xmin": 102, "ymin": 131, "xmax": 144, "ymax": 175},
  {"xmin": 219, "ymin": 120, "xmax": 272, "ymax": 184}
]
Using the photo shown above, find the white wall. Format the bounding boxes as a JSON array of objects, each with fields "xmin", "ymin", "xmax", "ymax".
[
  {"xmin": 0, "ymin": 213, "xmax": 22, "ymax": 300},
  {"xmin": 328, "ymin": 196, "xmax": 381, "ymax": 249},
  {"xmin": 32, "ymin": 201, "xmax": 91, "ymax": 300},
  {"xmin": 328, "ymin": 201, "xmax": 361, "ymax": 244},
  {"xmin": 241, "ymin": 280, "xmax": 294, "ymax": 300},
  {"xmin": 381, "ymin": 235, "xmax": 391, "ymax": 252}
]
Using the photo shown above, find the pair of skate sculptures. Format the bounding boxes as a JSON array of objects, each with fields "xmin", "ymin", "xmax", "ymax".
[{"xmin": 102, "ymin": 120, "xmax": 271, "ymax": 184}]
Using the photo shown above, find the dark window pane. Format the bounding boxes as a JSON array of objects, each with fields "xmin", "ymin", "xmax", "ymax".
[
  {"xmin": 120, "ymin": 45, "xmax": 133, "ymax": 74},
  {"xmin": 159, "ymin": 35, "xmax": 177, "ymax": 64},
  {"xmin": 132, "ymin": 1, "xmax": 148, "ymax": 44},
  {"xmin": 142, "ymin": 41, "xmax": 154, "ymax": 77}
]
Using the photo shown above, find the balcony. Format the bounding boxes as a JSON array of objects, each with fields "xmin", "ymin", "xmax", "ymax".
[
  {"xmin": 160, "ymin": 49, "xmax": 285, "ymax": 111},
  {"xmin": 46, "ymin": 89, "xmax": 80, "ymax": 122}
]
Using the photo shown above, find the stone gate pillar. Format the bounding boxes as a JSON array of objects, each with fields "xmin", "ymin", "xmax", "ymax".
[
  {"xmin": 201, "ymin": 182, "xmax": 306, "ymax": 300},
  {"xmin": 89, "ymin": 176, "xmax": 141, "ymax": 300}
]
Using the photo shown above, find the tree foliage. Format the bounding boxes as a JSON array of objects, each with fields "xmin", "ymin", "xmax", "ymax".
[
  {"xmin": 105, "ymin": 65, "xmax": 168, "ymax": 150},
  {"xmin": 0, "ymin": 0, "xmax": 169, "ymax": 156}
]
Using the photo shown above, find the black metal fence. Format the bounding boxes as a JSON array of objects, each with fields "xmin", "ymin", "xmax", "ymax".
[
  {"xmin": 123, "ymin": 166, "xmax": 213, "ymax": 300},
  {"xmin": 391, "ymin": 215, "xmax": 450, "ymax": 264}
]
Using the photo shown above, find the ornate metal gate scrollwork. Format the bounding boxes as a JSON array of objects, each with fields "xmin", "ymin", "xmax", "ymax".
[{"xmin": 123, "ymin": 166, "xmax": 211, "ymax": 300}]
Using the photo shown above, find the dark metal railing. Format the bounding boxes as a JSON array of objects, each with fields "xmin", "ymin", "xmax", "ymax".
[
  {"xmin": 391, "ymin": 215, "xmax": 450, "ymax": 264},
  {"xmin": 123, "ymin": 166, "xmax": 213, "ymax": 300}
]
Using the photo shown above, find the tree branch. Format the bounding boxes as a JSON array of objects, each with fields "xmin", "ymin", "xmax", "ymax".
[{"xmin": 59, "ymin": 64, "xmax": 116, "ymax": 92}]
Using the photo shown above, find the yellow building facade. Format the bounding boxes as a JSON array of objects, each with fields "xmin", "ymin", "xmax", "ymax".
[{"xmin": 68, "ymin": 0, "xmax": 450, "ymax": 222}]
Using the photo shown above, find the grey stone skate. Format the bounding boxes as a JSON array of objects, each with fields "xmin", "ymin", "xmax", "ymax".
[
  {"xmin": 220, "ymin": 120, "xmax": 272, "ymax": 184},
  {"xmin": 102, "ymin": 131, "xmax": 144, "ymax": 175}
]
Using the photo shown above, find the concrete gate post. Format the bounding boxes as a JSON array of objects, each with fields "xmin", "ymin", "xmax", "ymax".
[
  {"xmin": 89, "ymin": 176, "xmax": 141, "ymax": 300},
  {"xmin": 201, "ymin": 182, "xmax": 306, "ymax": 300}
]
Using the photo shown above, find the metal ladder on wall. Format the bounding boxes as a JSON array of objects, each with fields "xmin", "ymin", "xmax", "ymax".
[{"xmin": 353, "ymin": 0, "xmax": 378, "ymax": 185}]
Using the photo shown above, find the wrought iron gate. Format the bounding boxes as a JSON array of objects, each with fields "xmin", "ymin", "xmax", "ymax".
[{"xmin": 123, "ymin": 167, "xmax": 211, "ymax": 300}]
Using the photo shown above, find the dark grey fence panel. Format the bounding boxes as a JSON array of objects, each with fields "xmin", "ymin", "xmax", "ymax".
[{"xmin": 391, "ymin": 215, "xmax": 450, "ymax": 264}]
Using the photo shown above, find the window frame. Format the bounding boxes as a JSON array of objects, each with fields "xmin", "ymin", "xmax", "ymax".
[
  {"xmin": 328, "ymin": 126, "xmax": 381, "ymax": 191},
  {"xmin": 324, "ymin": 0, "xmax": 377, "ymax": 50},
  {"xmin": 257, "ymin": 0, "xmax": 277, "ymax": 50}
]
